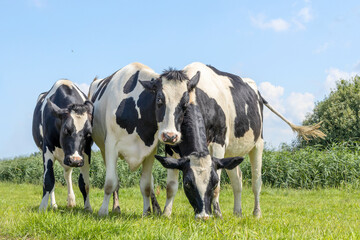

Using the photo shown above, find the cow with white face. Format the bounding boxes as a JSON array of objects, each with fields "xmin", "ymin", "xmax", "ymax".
[
  {"xmin": 32, "ymin": 80, "xmax": 94, "ymax": 212},
  {"xmin": 140, "ymin": 62, "xmax": 325, "ymax": 218},
  {"xmin": 88, "ymin": 62, "xmax": 162, "ymax": 216}
]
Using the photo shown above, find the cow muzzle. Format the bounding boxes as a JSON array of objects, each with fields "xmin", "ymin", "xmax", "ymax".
[
  {"xmin": 161, "ymin": 132, "xmax": 179, "ymax": 144},
  {"xmin": 64, "ymin": 155, "xmax": 84, "ymax": 167}
]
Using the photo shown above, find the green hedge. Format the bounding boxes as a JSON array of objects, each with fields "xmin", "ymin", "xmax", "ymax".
[{"xmin": 0, "ymin": 143, "xmax": 359, "ymax": 189}]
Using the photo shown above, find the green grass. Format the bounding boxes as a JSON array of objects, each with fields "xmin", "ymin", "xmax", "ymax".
[{"xmin": 0, "ymin": 182, "xmax": 359, "ymax": 239}]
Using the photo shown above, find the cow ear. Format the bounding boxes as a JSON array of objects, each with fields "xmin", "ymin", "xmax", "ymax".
[
  {"xmin": 139, "ymin": 78, "xmax": 160, "ymax": 91},
  {"xmin": 154, "ymin": 155, "xmax": 188, "ymax": 170},
  {"xmin": 84, "ymin": 100, "xmax": 94, "ymax": 115},
  {"xmin": 187, "ymin": 71, "xmax": 200, "ymax": 92},
  {"xmin": 213, "ymin": 156, "xmax": 244, "ymax": 170},
  {"xmin": 47, "ymin": 99, "xmax": 68, "ymax": 118}
]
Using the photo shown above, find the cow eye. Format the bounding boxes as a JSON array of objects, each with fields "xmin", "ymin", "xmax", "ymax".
[{"xmin": 157, "ymin": 97, "xmax": 163, "ymax": 107}]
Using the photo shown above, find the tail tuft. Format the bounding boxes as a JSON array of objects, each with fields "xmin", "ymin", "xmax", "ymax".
[{"xmin": 289, "ymin": 121, "xmax": 326, "ymax": 141}]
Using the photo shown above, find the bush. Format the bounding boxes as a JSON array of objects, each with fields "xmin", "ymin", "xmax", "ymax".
[{"xmin": 1, "ymin": 143, "xmax": 359, "ymax": 189}]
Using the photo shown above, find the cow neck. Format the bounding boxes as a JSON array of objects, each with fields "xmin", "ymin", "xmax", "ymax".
[{"xmin": 178, "ymin": 103, "xmax": 209, "ymax": 157}]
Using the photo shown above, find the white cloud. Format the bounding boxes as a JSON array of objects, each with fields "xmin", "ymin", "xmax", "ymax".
[
  {"xmin": 298, "ymin": 7, "xmax": 313, "ymax": 22},
  {"xmin": 76, "ymin": 83, "xmax": 90, "ymax": 95},
  {"xmin": 259, "ymin": 81, "xmax": 315, "ymax": 147},
  {"xmin": 251, "ymin": 14, "xmax": 290, "ymax": 32},
  {"xmin": 286, "ymin": 92, "xmax": 315, "ymax": 121},
  {"xmin": 325, "ymin": 68, "xmax": 358, "ymax": 92}
]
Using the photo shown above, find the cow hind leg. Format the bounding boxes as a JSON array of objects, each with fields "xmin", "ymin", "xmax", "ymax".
[
  {"xmin": 64, "ymin": 167, "xmax": 76, "ymax": 208},
  {"xmin": 98, "ymin": 143, "xmax": 118, "ymax": 217},
  {"xmin": 226, "ymin": 166, "xmax": 243, "ymax": 216},
  {"xmin": 79, "ymin": 154, "xmax": 92, "ymax": 212},
  {"xmin": 249, "ymin": 139, "xmax": 264, "ymax": 218},
  {"xmin": 39, "ymin": 147, "xmax": 55, "ymax": 212}
]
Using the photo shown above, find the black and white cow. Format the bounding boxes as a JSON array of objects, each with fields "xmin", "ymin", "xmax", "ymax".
[
  {"xmin": 140, "ymin": 62, "xmax": 324, "ymax": 218},
  {"xmin": 32, "ymin": 80, "xmax": 94, "ymax": 212},
  {"xmin": 154, "ymin": 97, "xmax": 244, "ymax": 219},
  {"xmin": 88, "ymin": 62, "xmax": 163, "ymax": 216}
]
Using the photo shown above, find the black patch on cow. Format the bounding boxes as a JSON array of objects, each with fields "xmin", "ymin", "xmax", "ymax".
[
  {"xmin": 174, "ymin": 92, "xmax": 190, "ymax": 132},
  {"xmin": 123, "ymin": 71, "xmax": 139, "ymax": 94},
  {"xmin": 91, "ymin": 70, "xmax": 117, "ymax": 102},
  {"xmin": 155, "ymin": 91, "xmax": 166, "ymax": 122},
  {"xmin": 115, "ymin": 91, "xmax": 158, "ymax": 147},
  {"xmin": 195, "ymin": 88, "xmax": 227, "ymax": 146},
  {"xmin": 165, "ymin": 144, "xmax": 180, "ymax": 157},
  {"xmin": 207, "ymin": 65, "xmax": 262, "ymax": 141},
  {"xmin": 32, "ymin": 92, "xmax": 48, "ymax": 149},
  {"xmin": 176, "ymin": 104, "xmax": 209, "ymax": 157},
  {"xmin": 116, "ymin": 97, "xmax": 138, "ymax": 134},
  {"xmin": 161, "ymin": 68, "xmax": 189, "ymax": 81},
  {"xmin": 136, "ymin": 90, "xmax": 158, "ymax": 146},
  {"xmin": 43, "ymin": 159, "xmax": 55, "ymax": 197},
  {"xmin": 78, "ymin": 173, "xmax": 87, "ymax": 203}
]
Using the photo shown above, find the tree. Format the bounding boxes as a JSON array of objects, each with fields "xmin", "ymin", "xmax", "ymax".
[{"xmin": 302, "ymin": 75, "xmax": 360, "ymax": 146}]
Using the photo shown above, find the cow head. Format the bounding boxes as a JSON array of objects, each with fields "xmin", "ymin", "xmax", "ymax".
[
  {"xmin": 47, "ymin": 99, "xmax": 93, "ymax": 167},
  {"xmin": 155, "ymin": 153, "xmax": 243, "ymax": 219},
  {"xmin": 139, "ymin": 70, "xmax": 200, "ymax": 145}
]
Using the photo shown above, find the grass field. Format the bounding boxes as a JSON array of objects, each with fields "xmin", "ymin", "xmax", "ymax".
[{"xmin": 0, "ymin": 182, "xmax": 359, "ymax": 239}]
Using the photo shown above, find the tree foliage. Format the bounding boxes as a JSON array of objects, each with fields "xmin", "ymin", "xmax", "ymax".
[{"xmin": 302, "ymin": 75, "xmax": 360, "ymax": 146}]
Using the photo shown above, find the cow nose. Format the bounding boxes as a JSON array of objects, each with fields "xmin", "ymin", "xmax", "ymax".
[
  {"xmin": 161, "ymin": 132, "xmax": 178, "ymax": 143},
  {"xmin": 70, "ymin": 155, "xmax": 83, "ymax": 162}
]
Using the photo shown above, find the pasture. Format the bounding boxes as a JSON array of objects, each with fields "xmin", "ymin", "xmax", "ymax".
[
  {"xmin": 1, "ymin": 144, "xmax": 360, "ymax": 239},
  {"xmin": 0, "ymin": 182, "xmax": 359, "ymax": 239}
]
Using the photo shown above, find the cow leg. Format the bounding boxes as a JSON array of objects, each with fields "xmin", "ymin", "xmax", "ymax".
[
  {"xmin": 79, "ymin": 153, "xmax": 92, "ymax": 212},
  {"xmin": 225, "ymin": 166, "xmax": 243, "ymax": 216},
  {"xmin": 211, "ymin": 143, "xmax": 225, "ymax": 218},
  {"xmin": 64, "ymin": 166, "xmax": 76, "ymax": 208},
  {"xmin": 249, "ymin": 138, "xmax": 264, "ymax": 218},
  {"xmin": 39, "ymin": 147, "xmax": 55, "ymax": 212},
  {"xmin": 140, "ymin": 155, "xmax": 161, "ymax": 216},
  {"xmin": 98, "ymin": 142, "xmax": 118, "ymax": 216},
  {"xmin": 163, "ymin": 159, "xmax": 180, "ymax": 218},
  {"xmin": 50, "ymin": 190, "xmax": 57, "ymax": 209},
  {"xmin": 112, "ymin": 185, "xmax": 121, "ymax": 214}
]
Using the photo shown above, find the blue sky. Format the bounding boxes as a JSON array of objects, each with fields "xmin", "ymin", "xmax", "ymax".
[{"xmin": 1, "ymin": 0, "xmax": 359, "ymax": 159}]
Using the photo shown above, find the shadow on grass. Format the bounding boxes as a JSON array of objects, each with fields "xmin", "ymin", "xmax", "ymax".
[{"xmin": 28, "ymin": 205, "xmax": 167, "ymax": 221}]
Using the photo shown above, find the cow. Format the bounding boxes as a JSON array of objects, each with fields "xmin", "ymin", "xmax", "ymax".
[
  {"xmin": 140, "ymin": 62, "xmax": 325, "ymax": 218},
  {"xmin": 88, "ymin": 62, "xmax": 163, "ymax": 216},
  {"xmin": 154, "ymin": 97, "xmax": 244, "ymax": 219},
  {"xmin": 32, "ymin": 79, "xmax": 94, "ymax": 212}
]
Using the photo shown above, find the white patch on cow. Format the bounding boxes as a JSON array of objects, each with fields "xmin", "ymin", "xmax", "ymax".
[
  {"xmin": 39, "ymin": 124, "xmax": 43, "ymax": 137},
  {"xmin": 189, "ymin": 155, "xmax": 212, "ymax": 213},
  {"xmin": 243, "ymin": 77, "xmax": 259, "ymax": 93},
  {"xmin": 53, "ymin": 147, "xmax": 64, "ymax": 164},
  {"xmin": 37, "ymin": 92, "xmax": 46, "ymax": 103},
  {"xmin": 70, "ymin": 111, "xmax": 88, "ymax": 133},
  {"xmin": 39, "ymin": 147, "xmax": 54, "ymax": 211},
  {"xmin": 157, "ymin": 78, "xmax": 188, "ymax": 142},
  {"xmin": 245, "ymin": 104, "xmax": 249, "ymax": 115}
]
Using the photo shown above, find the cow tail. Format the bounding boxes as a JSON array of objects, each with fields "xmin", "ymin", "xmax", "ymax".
[{"xmin": 260, "ymin": 96, "xmax": 326, "ymax": 141}]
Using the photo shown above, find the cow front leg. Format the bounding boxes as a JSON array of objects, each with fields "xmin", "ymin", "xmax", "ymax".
[
  {"xmin": 79, "ymin": 153, "xmax": 92, "ymax": 212},
  {"xmin": 39, "ymin": 147, "xmax": 55, "ymax": 212},
  {"xmin": 226, "ymin": 166, "xmax": 243, "ymax": 216},
  {"xmin": 163, "ymin": 168, "xmax": 179, "ymax": 217},
  {"xmin": 112, "ymin": 185, "xmax": 121, "ymax": 214},
  {"xmin": 98, "ymin": 144, "xmax": 118, "ymax": 216},
  {"xmin": 210, "ymin": 143, "xmax": 226, "ymax": 218},
  {"xmin": 140, "ymin": 155, "xmax": 160, "ymax": 216},
  {"xmin": 249, "ymin": 139, "xmax": 264, "ymax": 218},
  {"xmin": 64, "ymin": 166, "xmax": 76, "ymax": 208}
]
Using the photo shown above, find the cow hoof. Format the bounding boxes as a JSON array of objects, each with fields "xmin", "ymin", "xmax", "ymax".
[
  {"xmin": 253, "ymin": 209, "xmax": 261, "ymax": 218},
  {"xmin": 98, "ymin": 208, "xmax": 109, "ymax": 217},
  {"xmin": 112, "ymin": 206, "xmax": 121, "ymax": 214},
  {"xmin": 84, "ymin": 206, "xmax": 93, "ymax": 213},
  {"xmin": 233, "ymin": 209, "xmax": 242, "ymax": 217},
  {"xmin": 162, "ymin": 208, "xmax": 172, "ymax": 218},
  {"xmin": 67, "ymin": 196, "xmax": 76, "ymax": 208},
  {"xmin": 51, "ymin": 203, "xmax": 58, "ymax": 210}
]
